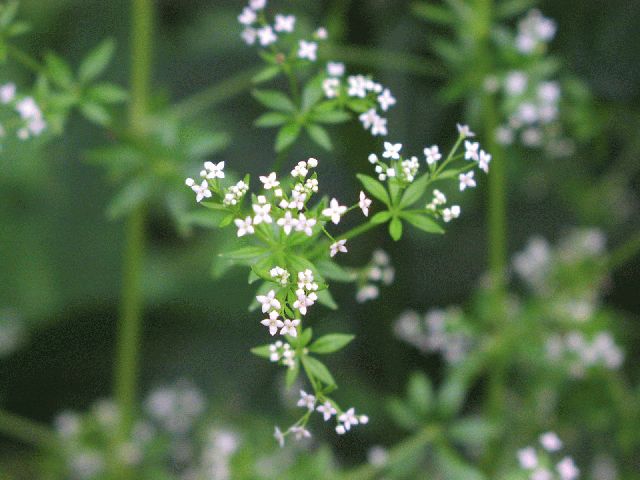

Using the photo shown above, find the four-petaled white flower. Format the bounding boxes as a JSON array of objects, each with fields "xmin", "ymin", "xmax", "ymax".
[
  {"xmin": 257, "ymin": 26, "xmax": 277, "ymax": 46},
  {"xmin": 259, "ymin": 172, "xmax": 279, "ymax": 189},
  {"xmin": 424, "ymin": 145, "xmax": 441, "ymax": 165},
  {"xmin": 338, "ymin": 408, "xmax": 359, "ymax": 431},
  {"xmin": 359, "ymin": 191, "xmax": 372, "ymax": 217},
  {"xmin": 293, "ymin": 291, "xmax": 316, "ymax": 315},
  {"xmin": 327, "ymin": 62, "xmax": 345, "ymax": 77},
  {"xmin": 256, "ymin": 290, "xmax": 281, "ymax": 313},
  {"xmin": 274, "ymin": 426, "xmax": 285, "ymax": 447},
  {"xmin": 377, "ymin": 89, "xmax": 396, "ymax": 111},
  {"xmin": 280, "ymin": 318, "xmax": 300, "ymax": 337},
  {"xmin": 238, "ymin": 7, "xmax": 256, "ymax": 25},
  {"xmin": 252, "ymin": 203, "xmax": 272, "ymax": 224},
  {"xmin": 249, "ymin": 0, "xmax": 266, "ymax": 10},
  {"xmin": 0, "ymin": 83, "xmax": 16, "ymax": 104},
  {"xmin": 298, "ymin": 40, "xmax": 318, "ymax": 61},
  {"xmin": 316, "ymin": 401, "xmax": 337, "ymax": 421},
  {"xmin": 295, "ymin": 213, "xmax": 316, "ymax": 236},
  {"xmin": 241, "ymin": 28, "xmax": 257, "ymax": 45},
  {"xmin": 556, "ymin": 457, "xmax": 579, "ymax": 480},
  {"xmin": 290, "ymin": 425, "xmax": 311, "ymax": 440},
  {"xmin": 442, "ymin": 206, "xmax": 461, "ymax": 223},
  {"xmin": 322, "ymin": 198, "xmax": 347, "ymax": 224},
  {"xmin": 261, "ymin": 311, "xmax": 284, "ymax": 336},
  {"xmin": 297, "ymin": 390, "xmax": 316, "ymax": 411},
  {"xmin": 539, "ymin": 432, "xmax": 563, "ymax": 452},
  {"xmin": 330, "ymin": 239, "xmax": 348, "ymax": 257},
  {"xmin": 383, "ymin": 142, "xmax": 402, "ymax": 159},
  {"xmin": 274, "ymin": 14, "xmax": 295, "ymax": 32},
  {"xmin": 478, "ymin": 150, "xmax": 491, "ymax": 173},
  {"xmin": 459, "ymin": 171, "xmax": 476, "ymax": 191},
  {"xmin": 457, "ymin": 123, "xmax": 475, "ymax": 138},
  {"xmin": 234, "ymin": 216, "xmax": 255, "ymax": 237},
  {"xmin": 186, "ymin": 178, "xmax": 212, "ymax": 203},
  {"xmin": 204, "ymin": 161, "xmax": 225, "ymax": 179},
  {"xmin": 464, "ymin": 141, "xmax": 479, "ymax": 161},
  {"xmin": 277, "ymin": 211, "xmax": 297, "ymax": 235},
  {"xmin": 518, "ymin": 447, "xmax": 538, "ymax": 469}
]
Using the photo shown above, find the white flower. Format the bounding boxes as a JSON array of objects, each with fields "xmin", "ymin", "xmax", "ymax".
[
  {"xmin": 238, "ymin": 7, "xmax": 256, "ymax": 25},
  {"xmin": 316, "ymin": 401, "xmax": 337, "ymax": 421},
  {"xmin": 256, "ymin": 290, "xmax": 281, "ymax": 313},
  {"xmin": 277, "ymin": 211, "xmax": 298, "ymax": 235},
  {"xmin": 270, "ymin": 266, "xmax": 290, "ymax": 285},
  {"xmin": 291, "ymin": 161, "xmax": 308, "ymax": 178},
  {"xmin": 280, "ymin": 318, "xmax": 300, "ymax": 337},
  {"xmin": 336, "ymin": 425, "xmax": 346, "ymax": 435},
  {"xmin": 359, "ymin": 108, "xmax": 379, "ymax": 130},
  {"xmin": 464, "ymin": 141, "xmax": 479, "ymax": 161},
  {"xmin": 371, "ymin": 116, "xmax": 387, "ymax": 136},
  {"xmin": 505, "ymin": 71, "xmax": 528, "ymax": 95},
  {"xmin": 15, "ymin": 97, "xmax": 40, "ymax": 119},
  {"xmin": 377, "ymin": 89, "xmax": 396, "ymax": 111},
  {"xmin": 253, "ymin": 202, "xmax": 272, "ymax": 224},
  {"xmin": 0, "ymin": 83, "xmax": 16, "ymax": 104},
  {"xmin": 359, "ymin": 191, "xmax": 372, "ymax": 217},
  {"xmin": 347, "ymin": 75, "xmax": 367, "ymax": 98},
  {"xmin": 274, "ymin": 14, "xmax": 295, "ymax": 33},
  {"xmin": 274, "ymin": 426, "xmax": 285, "ymax": 447},
  {"xmin": 330, "ymin": 239, "xmax": 348, "ymax": 257},
  {"xmin": 383, "ymin": 142, "xmax": 402, "ymax": 159},
  {"xmin": 298, "ymin": 40, "xmax": 318, "ymax": 61},
  {"xmin": 186, "ymin": 179, "xmax": 212, "ymax": 203},
  {"xmin": 307, "ymin": 157, "xmax": 318, "ymax": 168},
  {"xmin": 338, "ymin": 408, "xmax": 359, "ymax": 431},
  {"xmin": 297, "ymin": 391, "xmax": 316, "ymax": 411},
  {"xmin": 442, "ymin": 206, "xmax": 461, "ymax": 223},
  {"xmin": 531, "ymin": 469, "xmax": 553, "ymax": 480},
  {"xmin": 327, "ymin": 62, "xmax": 345, "ymax": 77},
  {"xmin": 293, "ymin": 291, "xmax": 316, "ymax": 315},
  {"xmin": 261, "ymin": 311, "xmax": 284, "ymax": 336},
  {"xmin": 424, "ymin": 145, "xmax": 441, "ymax": 165},
  {"xmin": 259, "ymin": 172, "xmax": 279, "ymax": 189},
  {"xmin": 459, "ymin": 171, "xmax": 476, "ymax": 191},
  {"xmin": 323, "ymin": 78, "xmax": 340, "ymax": 98},
  {"xmin": 203, "ymin": 161, "xmax": 225, "ymax": 179},
  {"xmin": 539, "ymin": 432, "xmax": 563, "ymax": 452},
  {"xmin": 241, "ymin": 27, "xmax": 257, "ymax": 45},
  {"xmin": 456, "ymin": 123, "xmax": 475, "ymax": 138},
  {"xmin": 556, "ymin": 457, "xmax": 579, "ymax": 480},
  {"xmin": 517, "ymin": 446, "xmax": 538, "ymax": 470},
  {"xmin": 315, "ymin": 27, "xmax": 328, "ymax": 39},
  {"xmin": 290, "ymin": 425, "xmax": 311, "ymax": 440},
  {"xmin": 234, "ymin": 216, "xmax": 255, "ymax": 237},
  {"xmin": 257, "ymin": 26, "xmax": 277, "ymax": 46},
  {"xmin": 295, "ymin": 213, "xmax": 316, "ymax": 236},
  {"xmin": 478, "ymin": 150, "xmax": 491, "ymax": 173},
  {"xmin": 322, "ymin": 198, "xmax": 347, "ymax": 225},
  {"xmin": 249, "ymin": 0, "xmax": 266, "ymax": 10}
]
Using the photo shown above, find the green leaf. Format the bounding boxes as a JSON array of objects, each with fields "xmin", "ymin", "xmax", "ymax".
[
  {"xmin": 107, "ymin": 178, "xmax": 153, "ymax": 219},
  {"xmin": 400, "ymin": 173, "xmax": 431, "ymax": 208},
  {"xmin": 250, "ymin": 345, "xmax": 272, "ymax": 359},
  {"xmin": 301, "ymin": 75, "xmax": 324, "ymax": 111},
  {"xmin": 435, "ymin": 444, "xmax": 487, "ymax": 480},
  {"xmin": 252, "ymin": 89, "xmax": 296, "ymax": 112},
  {"xmin": 389, "ymin": 216, "xmax": 403, "ymax": 241},
  {"xmin": 301, "ymin": 356, "xmax": 336, "ymax": 386},
  {"xmin": 311, "ymin": 109, "xmax": 351, "ymax": 124},
  {"xmin": 407, "ymin": 372, "xmax": 433, "ymax": 415},
  {"xmin": 275, "ymin": 123, "xmax": 301, "ymax": 152},
  {"xmin": 387, "ymin": 397, "xmax": 421, "ymax": 430},
  {"xmin": 306, "ymin": 124, "xmax": 332, "ymax": 151},
  {"xmin": 316, "ymin": 260, "xmax": 355, "ymax": 282},
  {"xmin": 219, "ymin": 246, "xmax": 266, "ymax": 261},
  {"xmin": 412, "ymin": 2, "xmax": 456, "ymax": 24},
  {"xmin": 448, "ymin": 417, "xmax": 499, "ymax": 449},
  {"xmin": 0, "ymin": 1, "xmax": 19, "ymax": 27},
  {"xmin": 79, "ymin": 102, "xmax": 111, "ymax": 125},
  {"xmin": 45, "ymin": 53, "xmax": 74, "ymax": 89},
  {"xmin": 87, "ymin": 83, "xmax": 128, "ymax": 104},
  {"xmin": 79, "ymin": 38, "xmax": 116, "ymax": 83},
  {"xmin": 497, "ymin": 0, "xmax": 535, "ymax": 19},
  {"xmin": 370, "ymin": 211, "xmax": 392, "ymax": 225},
  {"xmin": 252, "ymin": 65, "xmax": 281, "ymax": 84},
  {"xmin": 309, "ymin": 334, "xmax": 355, "ymax": 354},
  {"xmin": 255, "ymin": 111, "xmax": 290, "ymax": 128},
  {"xmin": 401, "ymin": 212, "xmax": 445, "ymax": 234},
  {"xmin": 298, "ymin": 328, "xmax": 313, "ymax": 348},
  {"xmin": 286, "ymin": 360, "xmax": 300, "ymax": 388},
  {"xmin": 356, "ymin": 174, "xmax": 390, "ymax": 206},
  {"xmin": 317, "ymin": 289, "xmax": 338, "ymax": 310}
]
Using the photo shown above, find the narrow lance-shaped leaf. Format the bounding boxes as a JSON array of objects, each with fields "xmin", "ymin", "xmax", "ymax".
[
  {"xmin": 309, "ymin": 334, "xmax": 355, "ymax": 354},
  {"xmin": 401, "ymin": 212, "xmax": 445, "ymax": 234},
  {"xmin": 275, "ymin": 123, "xmax": 301, "ymax": 152},
  {"xmin": 302, "ymin": 356, "xmax": 336, "ymax": 386},
  {"xmin": 79, "ymin": 38, "xmax": 116, "ymax": 83},
  {"xmin": 252, "ymin": 89, "xmax": 296, "ymax": 112},
  {"xmin": 356, "ymin": 174, "xmax": 391, "ymax": 206}
]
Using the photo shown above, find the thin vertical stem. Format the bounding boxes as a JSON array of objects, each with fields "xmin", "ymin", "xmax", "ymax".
[{"xmin": 114, "ymin": 0, "xmax": 153, "ymax": 442}]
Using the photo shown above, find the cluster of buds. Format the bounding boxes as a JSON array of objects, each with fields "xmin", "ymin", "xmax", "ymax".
[
  {"xmin": 268, "ymin": 340, "xmax": 296, "ymax": 368},
  {"xmin": 545, "ymin": 331, "xmax": 624, "ymax": 378},
  {"xmin": 0, "ymin": 84, "xmax": 46, "ymax": 145},
  {"xmin": 518, "ymin": 432, "xmax": 579, "ymax": 480},
  {"xmin": 515, "ymin": 9, "xmax": 557, "ymax": 55},
  {"xmin": 355, "ymin": 249, "xmax": 395, "ymax": 303}
]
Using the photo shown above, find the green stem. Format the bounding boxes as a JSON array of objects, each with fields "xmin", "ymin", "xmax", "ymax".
[
  {"xmin": 342, "ymin": 425, "xmax": 441, "ymax": 480},
  {"xmin": 169, "ymin": 67, "xmax": 260, "ymax": 120},
  {"xmin": 6, "ymin": 44, "xmax": 43, "ymax": 73},
  {"xmin": 606, "ymin": 231, "xmax": 640, "ymax": 272},
  {"xmin": 0, "ymin": 408, "xmax": 57, "ymax": 449},
  {"xmin": 114, "ymin": 0, "xmax": 153, "ymax": 442}
]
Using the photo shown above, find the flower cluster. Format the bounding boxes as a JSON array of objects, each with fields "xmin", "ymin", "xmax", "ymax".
[
  {"xmin": 545, "ymin": 331, "xmax": 624, "ymax": 378},
  {"xmin": 393, "ymin": 308, "xmax": 473, "ymax": 364},
  {"xmin": 517, "ymin": 432, "xmax": 580, "ymax": 480},
  {"xmin": 515, "ymin": 9, "xmax": 557, "ymax": 55},
  {"xmin": 268, "ymin": 340, "xmax": 296, "ymax": 368},
  {"xmin": 0, "ymin": 83, "xmax": 46, "ymax": 146},
  {"xmin": 144, "ymin": 381, "xmax": 206, "ymax": 434},
  {"xmin": 355, "ymin": 249, "xmax": 395, "ymax": 303}
]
